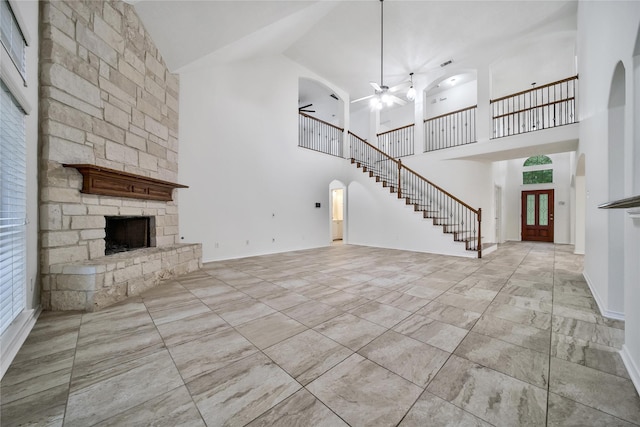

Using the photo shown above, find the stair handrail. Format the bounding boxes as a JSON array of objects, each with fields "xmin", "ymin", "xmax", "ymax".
[
  {"xmin": 349, "ymin": 131, "xmax": 482, "ymax": 257},
  {"xmin": 349, "ymin": 131, "xmax": 478, "ymax": 214}
]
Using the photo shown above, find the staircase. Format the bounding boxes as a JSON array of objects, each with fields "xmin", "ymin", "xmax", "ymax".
[{"xmin": 348, "ymin": 132, "xmax": 483, "ymax": 258}]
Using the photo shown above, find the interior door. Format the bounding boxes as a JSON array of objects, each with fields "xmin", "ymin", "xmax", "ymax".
[{"xmin": 521, "ymin": 189, "xmax": 554, "ymax": 242}]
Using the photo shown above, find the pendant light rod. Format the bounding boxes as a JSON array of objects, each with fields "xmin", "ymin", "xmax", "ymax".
[{"xmin": 380, "ymin": 0, "xmax": 384, "ymax": 87}]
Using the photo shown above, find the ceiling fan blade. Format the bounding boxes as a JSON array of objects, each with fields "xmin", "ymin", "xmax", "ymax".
[
  {"xmin": 389, "ymin": 81, "xmax": 411, "ymax": 93},
  {"xmin": 298, "ymin": 104, "xmax": 313, "ymax": 110},
  {"xmin": 390, "ymin": 95, "xmax": 407, "ymax": 106},
  {"xmin": 300, "ymin": 109, "xmax": 316, "ymax": 113},
  {"xmin": 351, "ymin": 94, "xmax": 375, "ymax": 104},
  {"xmin": 369, "ymin": 82, "xmax": 382, "ymax": 91}
]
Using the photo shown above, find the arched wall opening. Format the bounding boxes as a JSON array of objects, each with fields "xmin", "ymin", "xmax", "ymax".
[
  {"xmin": 298, "ymin": 78, "xmax": 344, "ymax": 128},
  {"xmin": 607, "ymin": 61, "xmax": 626, "ymax": 315}
]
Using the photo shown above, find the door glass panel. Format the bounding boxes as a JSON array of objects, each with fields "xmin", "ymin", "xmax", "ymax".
[
  {"xmin": 539, "ymin": 194, "xmax": 548, "ymax": 226},
  {"xmin": 526, "ymin": 194, "xmax": 535, "ymax": 225}
]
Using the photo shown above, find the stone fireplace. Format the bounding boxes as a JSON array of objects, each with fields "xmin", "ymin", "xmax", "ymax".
[{"xmin": 39, "ymin": 0, "xmax": 201, "ymax": 311}]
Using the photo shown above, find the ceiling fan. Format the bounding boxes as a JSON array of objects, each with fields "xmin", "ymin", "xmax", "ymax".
[
  {"xmin": 298, "ymin": 103, "xmax": 315, "ymax": 113},
  {"xmin": 351, "ymin": 0, "xmax": 409, "ymax": 109}
]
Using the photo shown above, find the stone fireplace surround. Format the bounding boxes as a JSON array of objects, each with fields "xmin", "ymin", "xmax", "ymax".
[
  {"xmin": 45, "ymin": 166, "xmax": 201, "ymax": 312},
  {"xmin": 39, "ymin": 0, "xmax": 202, "ymax": 311}
]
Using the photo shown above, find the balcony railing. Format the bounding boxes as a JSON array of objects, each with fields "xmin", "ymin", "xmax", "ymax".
[
  {"xmin": 377, "ymin": 124, "xmax": 414, "ymax": 158},
  {"xmin": 491, "ymin": 75, "xmax": 578, "ymax": 138},
  {"xmin": 424, "ymin": 105, "xmax": 477, "ymax": 152},
  {"xmin": 298, "ymin": 112, "xmax": 344, "ymax": 158}
]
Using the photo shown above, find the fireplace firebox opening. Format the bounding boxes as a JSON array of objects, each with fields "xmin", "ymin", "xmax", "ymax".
[{"xmin": 105, "ymin": 216, "xmax": 155, "ymax": 255}]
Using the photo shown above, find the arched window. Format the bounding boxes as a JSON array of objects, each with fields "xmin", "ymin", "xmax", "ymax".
[{"xmin": 523, "ymin": 155, "xmax": 553, "ymax": 184}]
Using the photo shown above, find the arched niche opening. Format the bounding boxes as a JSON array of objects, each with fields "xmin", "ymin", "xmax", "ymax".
[
  {"xmin": 298, "ymin": 78, "xmax": 344, "ymax": 128},
  {"xmin": 423, "ymin": 71, "xmax": 478, "ymax": 121}
]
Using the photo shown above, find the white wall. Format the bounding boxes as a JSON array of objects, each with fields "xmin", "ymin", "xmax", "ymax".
[
  {"xmin": 493, "ymin": 153, "xmax": 574, "ymax": 244},
  {"xmin": 379, "ymin": 102, "xmax": 414, "ymax": 132},
  {"xmin": 491, "ymin": 32, "xmax": 577, "ymax": 99},
  {"xmin": 347, "ymin": 152, "xmax": 494, "ymax": 254},
  {"xmin": 178, "ymin": 55, "xmax": 349, "ymax": 262},
  {"xmin": 576, "ymin": 0, "xmax": 640, "ymax": 392},
  {"xmin": 424, "ymin": 80, "xmax": 477, "ymax": 119},
  {"xmin": 0, "ymin": 0, "xmax": 40, "ymax": 378}
]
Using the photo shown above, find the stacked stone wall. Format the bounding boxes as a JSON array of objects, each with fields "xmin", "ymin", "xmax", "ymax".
[{"xmin": 39, "ymin": 0, "xmax": 196, "ymax": 310}]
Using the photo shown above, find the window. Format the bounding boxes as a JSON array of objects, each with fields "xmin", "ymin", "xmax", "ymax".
[
  {"xmin": 523, "ymin": 155, "xmax": 553, "ymax": 184},
  {"xmin": 523, "ymin": 155, "xmax": 552, "ymax": 167},
  {"xmin": 0, "ymin": 80, "xmax": 26, "ymax": 335},
  {"xmin": 0, "ymin": 0, "xmax": 27, "ymax": 79}
]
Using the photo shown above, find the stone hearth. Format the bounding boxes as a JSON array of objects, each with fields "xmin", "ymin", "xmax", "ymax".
[{"xmin": 48, "ymin": 244, "xmax": 201, "ymax": 311}]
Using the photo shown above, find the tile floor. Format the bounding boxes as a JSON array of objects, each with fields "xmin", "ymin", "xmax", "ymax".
[{"xmin": 2, "ymin": 242, "xmax": 640, "ymax": 426}]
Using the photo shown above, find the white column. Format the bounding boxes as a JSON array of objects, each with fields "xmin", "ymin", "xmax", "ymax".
[{"xmin": 476, "ymin": 63, "xmax": 492, "ymax": 142}]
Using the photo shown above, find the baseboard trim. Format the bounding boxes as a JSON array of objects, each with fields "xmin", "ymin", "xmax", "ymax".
[
  {"xmin": 0, "ymin": 307, "xmax": 41, "ymax": 379},
  {"xmin": 582, "ymin": 272, "xmax": 625, "ymax": 321},
  {"xmin": 620, "ymin": 345, "xmax": 640, "ymax": 395}
]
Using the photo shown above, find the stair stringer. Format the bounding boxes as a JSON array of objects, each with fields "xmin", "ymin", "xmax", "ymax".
[{"xmin": 346, "ymin": 170, "xmax": 476, "ymax": 258}]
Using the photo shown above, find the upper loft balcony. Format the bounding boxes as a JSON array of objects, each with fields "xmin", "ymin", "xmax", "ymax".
[
  {"xmin": 422, "ymin": 75, "xmax": 579, "ymax": 161},
  {"xmin": 297, "ymin": 75, "xmax": 579, "ymax": 163}
]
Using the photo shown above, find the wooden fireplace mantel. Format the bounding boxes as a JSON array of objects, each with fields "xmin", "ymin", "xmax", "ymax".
[{"xmin": 63, "ymin": 164, "xmax": 188, "ymax": 201}]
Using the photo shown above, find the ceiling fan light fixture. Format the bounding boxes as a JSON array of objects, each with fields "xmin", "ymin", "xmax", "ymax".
[
  {"xmin": 406, "ymin": 86, "xmax": 416, "ymax": 101},
  {"xmin": 406, "ymin": 73, "xmax": 416, "ymax": 101}
]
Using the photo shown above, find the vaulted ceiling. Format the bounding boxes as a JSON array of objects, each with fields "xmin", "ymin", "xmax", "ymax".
[{"xmin": 132, "ymin": 1, "xmax": 577, "ymax": 103}]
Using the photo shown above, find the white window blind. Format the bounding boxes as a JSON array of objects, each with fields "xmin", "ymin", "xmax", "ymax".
[
  {"xmin": 0, "ymin": 79, "xmax": 26, "ymax": 335},
  {"xmin": 0, "ymin": 0, "xmax": 27, "ymax": 79}
]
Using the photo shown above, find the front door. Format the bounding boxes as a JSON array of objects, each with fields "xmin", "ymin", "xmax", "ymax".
[{"xmin": 521, "ymin": 189, "xmax": 554, "ymax": 242}]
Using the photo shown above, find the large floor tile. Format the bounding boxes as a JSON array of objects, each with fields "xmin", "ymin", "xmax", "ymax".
[
  {"xmin": 549, "ymin": 357, "xmax": 640, "ymax": 424},
  {"xmin": 471, "ymin": 314, "xmax": 551, "ymax": 353},
  {"xmin": 246, "ymin": 389, "xmax": 348, "ymax": 427},
  {"xmin": 94, "ymin": 386, "xmax": 205, "ymax": 427},
  {"xmin": 358, "ymin": 330, "xmax": 449, "ymax": 387},
  {"xmin": 214, "ymin": 298, "xmax": 277, "ymax": 326},
  {"xmin": 187, "ymin": 352, "xmax": 300, "ymax": 427},
  {"xmin": 64, "ymin": 350, "xmax": 184, "ymax": 427},
  {"xmin": 349, "ymin": 301, "xmax": 411, "ymax": 328},
  {"xmin": 417, "ymin": 301, "xmax": 481, "ymax": 330},
  {"xmin": 306, "ymin": 354, "xmax": 423, "ymax": 427},
  {"xmin": 236, "ymin": 312, "xmax": 307, "ymax": 349},
  {"xmin": 168, "ymin": 328, "xmax": 258, "ymax": 381},
  {"xmin": 154, "ymin": 310, "xmax": 230, "ymax": 347},
  {"xmin": 314, "ymin": 313, "xmax": 386, "ymax": 351},
  {"xmin": 0, "ymin": 383, "xmax": 68, "ymax": 427},
  {"xmin": 547, "ymin": 392, "xmax": 637, "ymax": 427},
  {"xmin": 427, "ymin": 355, "xmax": 547, "ymax": 426},
  {"xmin": 394, "ymin": 313, "xmax": 468, "ymax": 352},
  {"xmin": 264, "ymin": 329, "xmax": 352, "ymax": 385},
  {"xmin": 454, "ymin": 331, "xmax": 549, "ymax": 388},
  {"xmin": 283, "ymin": 300, "xmax": 344, "ymax": 328},
  {"xmin": 399, "ymin": 391, "xmax": 492, "ymax": 427}
]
